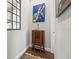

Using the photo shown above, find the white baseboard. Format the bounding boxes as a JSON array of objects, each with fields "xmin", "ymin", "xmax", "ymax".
[
  {"xmin": 51, "ymin": 50, "xmax": 54, "ymax": 53},
  {"xmin": 45, "ymin": 48, "xmax": 51, "ymax": 52},
  {"xmin": 14, "ymin": 47, "xmax": 26, "ymax": 59},
  {"xmin": 45, "ymin": 48, "xmax": 54, "ymax": 53},
  {"xmin": 14, "ymin": 45, "xmax": 30, "ymax": 59}
]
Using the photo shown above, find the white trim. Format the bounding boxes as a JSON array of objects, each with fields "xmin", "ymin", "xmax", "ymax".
[
  {"xmin": 51, "ymin": 50, "xmax": 54, "ymax": 53},
  {"xmin": 14, "ymin": 47, "xmax": 26, "ymax": 59},
  {"xmin": 14, "ymin": 45, "xmax": 30, "ymax": 59},
  {"xmin": 45, "ymin": 48, "xmax": 51, "ymax": 52},
  {"xmin": 45, "ymin": 48, "xmax": 54, "ymax": 53}
]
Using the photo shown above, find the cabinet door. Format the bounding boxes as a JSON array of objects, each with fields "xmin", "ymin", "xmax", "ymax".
[
  {"xmin": 32, "ymin": 31, "xmax": 35, "ymax": 44},
  {"xmin": 35, "ymin": 31, "xmax": 40, "ymax": 44},
  {"xmin": 40, "ymin": 31, "xmax": 44, "ymax": 46}
]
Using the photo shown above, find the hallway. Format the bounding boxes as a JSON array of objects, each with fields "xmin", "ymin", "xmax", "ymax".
[{"xmin": 7, "ymin": 0, "xmax": 71, "ymax": 59}]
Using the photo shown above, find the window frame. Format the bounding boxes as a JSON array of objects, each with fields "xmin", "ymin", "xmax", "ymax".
[{"xmin": 7, "ymin": 0, "xmax": 21, "ymax": 30}]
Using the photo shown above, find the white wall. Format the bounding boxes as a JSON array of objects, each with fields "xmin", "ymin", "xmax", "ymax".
[
  {"xmin": 55, "ymin": 6, "xmax": 71, "ymax": 59},
  {"xmin": 7, "ymin": 0, "xmax": 31, "ymax": 59},
  {"xmin": 29, "ymin": 0, "xmax": 51, "ymax": 49}
]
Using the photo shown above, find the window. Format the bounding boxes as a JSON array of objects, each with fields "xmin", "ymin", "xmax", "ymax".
[{"xmin": 7, "ymin": 0, "xmax": 21, "ymax": 30}]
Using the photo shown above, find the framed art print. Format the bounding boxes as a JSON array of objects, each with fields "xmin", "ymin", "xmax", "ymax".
[
  {"xmin": 56, "ymin": 0, "xmax": 71, "ymax": 17},
  {"xmin": 33, "ymin": 3, "xmax": 45, "ymax": 23}
]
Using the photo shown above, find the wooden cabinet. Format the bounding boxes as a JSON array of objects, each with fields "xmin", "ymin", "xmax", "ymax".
[{"xmin": 32, "ymin": 30, "xmax": 45, "ymax": 51}]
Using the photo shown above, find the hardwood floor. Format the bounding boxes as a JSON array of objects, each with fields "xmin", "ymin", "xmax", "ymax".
[{"xmin": 20, "ymin": 47, "xmax": 54, "ymax": 59}]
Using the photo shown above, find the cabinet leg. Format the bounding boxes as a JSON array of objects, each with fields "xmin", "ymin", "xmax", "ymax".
[
  {"xmin": 32, "ymin": 45, "xmax": 35, "ymax": 51},
  {"xmin": 43, "ymin": 45, "xmax": 45, "ymax": 52},
  {"xmin": 40, "ymin": 46, "xmax": 41, "ymax": 52}
]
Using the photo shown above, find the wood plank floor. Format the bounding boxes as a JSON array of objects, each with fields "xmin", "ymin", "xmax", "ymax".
[{"xmin": 20, "ymin": 47, "xmax": 54, "ymax": 59}]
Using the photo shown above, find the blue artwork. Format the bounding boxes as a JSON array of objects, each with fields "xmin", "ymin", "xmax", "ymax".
[{"xmin": 33, "ymin": 3, "xmax": 45, "ymax": 23}]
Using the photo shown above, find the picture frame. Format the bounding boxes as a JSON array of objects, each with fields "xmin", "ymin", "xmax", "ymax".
[
  {"xmin": 56, "ymin": 0, "xmax": 71, "ymax": 17},
  {"xmin": 33, "ymin": 3, "xmax": 45, "ymax": 23}
]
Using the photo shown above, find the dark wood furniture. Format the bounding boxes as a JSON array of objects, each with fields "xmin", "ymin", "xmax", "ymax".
[{"xmin": 32, "ymin": 30, "xmax": 45, "ymax": 52}]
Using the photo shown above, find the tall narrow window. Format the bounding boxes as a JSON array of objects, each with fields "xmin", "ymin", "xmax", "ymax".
[{"xmin": 7, "ymin": 0, "xmax": 21, "ymax": 30}]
